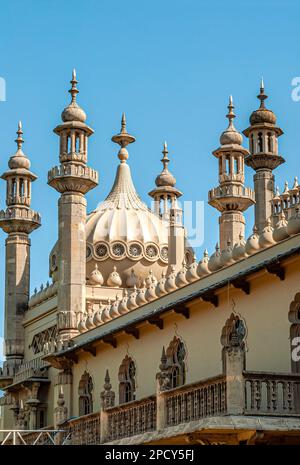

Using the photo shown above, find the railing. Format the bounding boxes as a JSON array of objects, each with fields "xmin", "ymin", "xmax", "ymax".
[
  {"xmin": 107, "ymin": 395, "xmax": 156, "ymax": 442},
  {"xmin": 67, "ymin": 412, "xmax": 101, "ymax": 445},
  {"xmin": 164, "ymin": 375, "xmax": 227, "ymax": 427},
  {"xmin": 13, "ymin": 357, "xmax": 49, "ymax": 384},
  {"xmin": 244, "ymin": 371, "xmax": 300, "ymax": 415},
  {"xmin": 0, "ymin": 429, "xmax": 67, "ymax": 446}
]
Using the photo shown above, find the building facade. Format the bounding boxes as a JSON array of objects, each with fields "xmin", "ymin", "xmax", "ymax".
[{"xmin": 1, "ymin": 73, "xmax": 300, "ymax": 445}]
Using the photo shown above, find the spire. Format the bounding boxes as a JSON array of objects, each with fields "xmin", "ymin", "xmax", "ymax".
[
  {"xmin": 15, "ymin": 121, "xmax": 24, "ymax": 151},
  {"xmin": 69, "ymin": 68, "xmax": 79, "ymax": 104},
  {"xmin": 226, "ymin": 95, "xmax": 236, "ymax": 129},
  {"xmin": 219, "ymin": 96, "xmax": 243, "ymax": 146},
  {"xmin": 61, "ymin": 69, "xmax": 86, "ymax": 123},
  {"xmin": 257, "ymin": 77, "xmax": 268, "ymax": 109},
  {"xmin": 154, "ymin": 141, "xmax": 176, "ymax": 188},
  {"xmin": 111, "ymin": 113, "xmax": 136, "ymax": 163}
]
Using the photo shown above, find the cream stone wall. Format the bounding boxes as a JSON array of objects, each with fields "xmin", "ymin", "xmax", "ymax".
[{"xmin": 70, "ymin": 256, "xmax": 298, "ymax": 417}]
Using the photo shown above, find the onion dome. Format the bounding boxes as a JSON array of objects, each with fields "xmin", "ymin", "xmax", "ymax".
[
  {"xmin": 249, "ymin": 79, "xmax": 276, "ymax": 126},
  {"xmin": 197, "ymin": 250, "xmax": 211, "ymax": 277},
  {"xmin": 101, "ymin": 299, "xmax": 112, "ymax": 323},
  {"xmin": 175, "ymin": 261, "xmax": 188, "ymax": 287},
  {"xmin": 126, "ymin": 269, "xmax": 140, "ymax": 288},
  {"xmin": 155, "ymin": 142, "xmax": 176, "ymax": 187},
  {"xmin": 86, "ymin": 313, "xmax": 96, "ymax": 330},
  {"xmin": 136, "ymin": 282, "xmax": 148, "ymax": 306},
  {"xmin": 232, "ymin": 233, "xmax": 247, "ymax": 261},
  {"xmin": 107, "ymin": 266, "xmax": 122, "ymax": 287},
  {"xmin": 109, "ymin": 295, "xmax": 121, "ymax": 318},
  {"xmin": 219, "ymin": 96, "xmax": 243, "ymax": 146},
  {"xmin": 273, "ymin": 211, "xmax": 289, "ymax": 242},
  {"xmin": 145, "ymin": 281, "xmax": 157, "ymax": 302},
  {"xmin": 93, "ymin": 305, "xmax": 105, "ymax": 326},
  {"xmin": 119, "ymin": 290, "xmax": 129, "ymax": 314},
  {"xmin": 61, "ymin": 69, "xmax": 87, "ymax": 123},
  {"xmin": 245, "ymin": 226, "xmax": 260, "ymax": 255},
  {"xmin": 165, "ymin": 266, "xmax": 177, "ymax": 293},
  {"xmin": 8, "ymin": 122, "xmax": 31, "ymax": 170},
  {"xmin": 89, "ymin": 264, "xmax": 104, "ymax": 286},
  {"xmin": 259, "ymin": 218, "xmax": 275, "ymax": 248},
  {"xmin": 220, "ymin": 240, "xmax": 235, "ymax": 267},
  {"xmin": 186, "ymin": 255, "xmax": 199, "ymax": 283},
  {"xmin": 156, "ymin": 272, "xmax": 167, "ymax": 297},
  {"xmin": 208, "ymin": 244, "xmax": 222, "ymax": 272},
  {"xmin": 127, "ymin": 287, "xmax": 138, "ymax": 310}
]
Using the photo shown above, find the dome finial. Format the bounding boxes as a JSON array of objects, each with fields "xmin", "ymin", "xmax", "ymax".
[
  {"xmin": 111, "ymin": 113, "xmax": 136, "ymax": 163},
  {"xmin": 161, "ymin": 141, "xmax": 170, "ymax": 172},
  {"xmin": 15, "ymin": 121, "xmax": 24, "ymax": 150},
  {"xmin": 226, "ymin": 95, "xmax": 236, "ymax": 128},
  {"xmin": 257, "ymin": 77, "xmax": 267, "ymax": 109},
  {"xmin": 69, "ymin": 68, "xmax": 79, "ymax": 104}
]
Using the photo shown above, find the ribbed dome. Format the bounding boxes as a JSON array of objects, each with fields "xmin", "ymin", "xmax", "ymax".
[{"xmin": 86, "ymin": 162, "xmax": 168, "ymax": 244}]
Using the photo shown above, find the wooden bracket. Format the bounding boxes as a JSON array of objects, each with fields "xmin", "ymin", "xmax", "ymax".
[
  {"xmin": 174, "ymin": 304, "xmax": 190, "ymax": 319},
  {"xmin": 103, "ymin": 334, "xmax": 117, "ymax": 348},
  {"xmin": 265, "ymin": 262, "xmax": 285, "ymax": 281},
  {"xmin": 232, "ymin": 278, "xmax": 250, "ymax": 295},
  {"xmin": 83, "ymin": 345, "xmax": 97, "ymax": 357},
  {"xmin": 201, "ymin": 292, "xmax": 218, "ymax": 308},
  {"xmin": 147, "ymin": 316, "xmax": 164, "ymax": 330},
  {"xmin": 125, "ymin": 326, "xmax": 140, "ymax": 340}
]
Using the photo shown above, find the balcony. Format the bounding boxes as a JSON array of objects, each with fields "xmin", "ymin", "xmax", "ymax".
[{"xmin": 62, "ymin": 370, "xmax": 300, "ymax": 445}]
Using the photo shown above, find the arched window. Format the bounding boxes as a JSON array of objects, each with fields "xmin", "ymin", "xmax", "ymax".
[
  {"xmin": 250, "ymin": 134, "xmax": 254, "ymax": 153},
  {"xmin": 267, "ymin": 132, "xmax": 272, "ymax": 152},
  {"xmin": 119, "ymin": 355, "xmax": 136, "ymax": 404},
  {"xmin": 258, "ymin": 132, "xmax": 263, "ymax": 152},
  {"xmin": 166, "ymin": 337, "xmax": 186, "ymax": 388},
  {"xmin": 78, "ymin": 371, "xmax": 93, "ymax": 416}
]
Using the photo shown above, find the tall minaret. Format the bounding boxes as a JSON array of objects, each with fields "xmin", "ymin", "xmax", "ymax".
[
  {"xmin": 0, "ymin": 123, "xmax": 41, "ymax": 373},
  {"xmin": 208, "ymin": 97, "xmax": 255, "ymax": 250},
  {"xmin": 243, "ymin": 80, "xmax": 284, "ymax": 233},
  {"xmin": 48, "ymin": 70, "xmax": 98, "ymax": 341},
  {"xmin": 149, "ymin": 142, "xmax": 185, "ymax": 270}
]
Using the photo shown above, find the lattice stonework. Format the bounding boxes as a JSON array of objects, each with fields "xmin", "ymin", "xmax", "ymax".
[{"xmin": 30, "ymin": 325, "xmax": 58, "ymax": 354}]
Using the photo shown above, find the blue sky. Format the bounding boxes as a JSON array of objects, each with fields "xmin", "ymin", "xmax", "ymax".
[{"xmin": 0, "ymin": 0, "xmax": 300, "ymax": 340}]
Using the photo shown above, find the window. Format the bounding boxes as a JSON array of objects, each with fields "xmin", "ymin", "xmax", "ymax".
[
  {"xmin": 258, "ymin": 132, "xmax": 263, "ymax": 152},
  {"xmin": 30, "ymin": 326, "xmax": 58, "ymax": 355},
  {"xmin": 118, "ymin": 355, "xmax": 136, "ymax": 404},
  {"xmin": 78, "ymin": 371, "xmax": 93, "ymax": 416},
  {"xmin": 166, "ymin": 337, "xmax": 186, "ymax": 389}
]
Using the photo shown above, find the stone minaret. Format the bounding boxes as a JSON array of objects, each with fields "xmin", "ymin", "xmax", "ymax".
[
  {"xmin": 209, "ymin": 97, "xmax": 255, "ymax": 251},
  {"xmin": 0, "ymin": 123, "xmax": 41, "ymax": 373},
  {"xmin": 149, "ymin": 142, "xmax": 185, "ymax": 270},
  {"xmin": 48, "ymin": 70, "xmax": 98, "ymax": 341},
  {"xmin": 243, "ymin": 80, "xmax": 285, "ymax": 233}
]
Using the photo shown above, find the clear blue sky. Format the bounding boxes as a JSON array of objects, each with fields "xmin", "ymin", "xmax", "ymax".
[{"xmin": 0, "ymin": 0, "xmax": 300, "ymax": 341}]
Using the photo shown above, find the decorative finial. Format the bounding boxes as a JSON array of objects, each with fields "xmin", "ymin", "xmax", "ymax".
[
  {"xmin": 226, "ymin": 95, "xmax": 236, "ymax": 128},
  {"xmin": 15, "ymin": 121, "xmax": 24, "ymax": 150},
  {"xmin": 161, "ymin": 141, "xmax": 170, "ymax": 172},
  {"xmin": 69, "ymin": 68, "xmax": 79, "ymax": 104},
  {"xmin": 111, "ymin": 114, "xmax": 136, "ymax": 163},
  {"xmin": 257, "ymin": 77, "xmax": 267, "ymax": 108}
]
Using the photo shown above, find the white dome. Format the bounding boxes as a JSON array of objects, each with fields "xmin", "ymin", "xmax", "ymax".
[{"xmin": 85, "ymin": 161, "xmax": 171, "ymax": 284}]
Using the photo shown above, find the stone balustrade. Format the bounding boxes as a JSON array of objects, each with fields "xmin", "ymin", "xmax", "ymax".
[
  {"xmin": 12, "ymin": 357, "xmax": 49, "ymax": 384},
  {"xmin": 59, "ymin": 370, "xmax": 300, "ymax": 444}
]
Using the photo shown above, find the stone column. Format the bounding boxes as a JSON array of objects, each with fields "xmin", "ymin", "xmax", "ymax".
[
  {"xmin": 224, "ymin": 346, "xmax": 245, "ymax": 415},
  {"xmin": 4, "ymin": 233, "xmax": 30, "ymax": 369},
  {"xmin": 219, "ymin": 211, "xmax": 245, "ymax": 251},
  {"xmin": 253, "ymin": 169, "xmax": 274, "ymax": 233}
]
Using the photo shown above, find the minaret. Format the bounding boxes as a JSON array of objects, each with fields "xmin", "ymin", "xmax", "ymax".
[
  {"xmin": 0, "ymin": 123, "xmax": 41, "ymax": 373},
  {"xmin": 243, "ymin": 79, "xmax": 285, "ymax": 233},
  {"xmin": 148, "ymin": 142, "xmax": 182, "ymax": 217},
  {"xmin": 149, "ymin": 142, "xmax": 185, "ymax": 270},
  {"xmin": 208, "ymin": 97, "xmax": 255, "ymax": 250},
  {"xmin": 48, "ymin": 70, "xmax": 98, "ymax": 341}
]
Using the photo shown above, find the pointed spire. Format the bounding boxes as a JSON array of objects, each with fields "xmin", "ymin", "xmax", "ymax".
[
  {"xmin": 257, "ymin": 77, "xmax": 268, "ymax": 109},
  {"xmin": 161, "ymin": 141, "xmax": 170, "ymax": 171},
  {"xmin": 226, "ymin": 95, "xmax": 236, "ymax": 128},
  {"xmin": 15, "ymin": 121, "xmax": 24, "ymax": 150},
  {"xmin": 69, "ymin": 68, "xmax": 79, "ymax": 104},
  {"xmin": 111, "ymin": 113, "xmax": 136, "ymax": 163}
]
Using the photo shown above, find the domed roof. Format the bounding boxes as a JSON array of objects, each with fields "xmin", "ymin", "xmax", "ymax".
[
  {"xmin": 61, "ymin": 70, "xmax": 87, "ymax": 123},
  {"xmin": 155, "ymin": 142, "xmax": 176, "ymax": 187},
  {"xmin": 219, "ymin": 96, "xmax": 243, "ymax": 146},
  {"xmin": 249, "ymin": 80, "xmax": 276, "ymax": 126},
  {"xmin": 86, "ymin": 161, "xmax": 168, "ymax": 245},
  {"xmin": 8, "ymin": 122, "xmax": 31, "ymax": 170}
]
